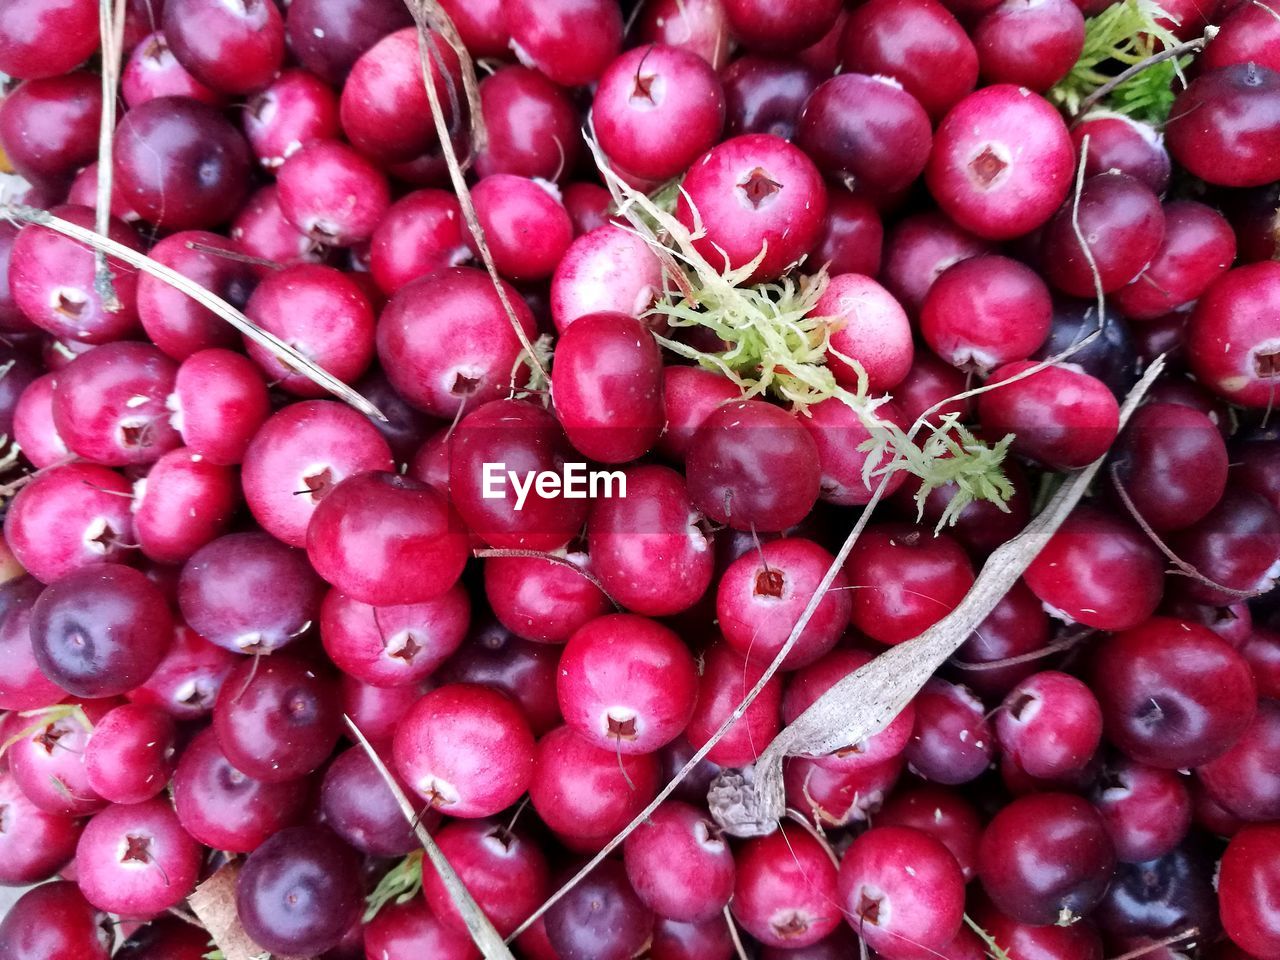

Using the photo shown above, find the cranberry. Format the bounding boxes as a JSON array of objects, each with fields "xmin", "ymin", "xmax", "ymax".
[
  {"xmin": 126, "ymin": 623, "xmax": 237, "ymax": 720},
  {"xmin": 362, "ymin": 895, "xmax": 478, "ymax": 960},
  {"xmin": 654, "ymin": 368, "xmax": 737, "ymax": 464},
  {"xmin": 435, "ymin": 0, "xmax": 506, "ymax": 57},
  {"xmin": 236, "ymin": 826, "xmax": 363, "ymax": 957},
  {"xmin": 545, "ymin": 859, "xmax": 654, "ymax": 960},
  {"xmin": 902, "ymin": 456, "xmax": 1033, "ymax": 558},
  {"xmin": 926, "ymin": 85, "xmax": 1074, "ymax": 240},
  {"xmin": 685, "ymin": 641, "xmax": 783, "ymax": 767},
  {"xmin": 284, "ymin": 0, "xmax": 412, "ymax": 85},
  {"xmin": 636, "ymin": 0, "xmax": 731, "ymax": 69},
  {"xmin": 978, "ymin": 792, "xmax": 1116, "ymax": 925},
  {"xmin": 8, "ymin": 700, "xmax": 113, "ymax": 816},
  {"xmin": 971, "ymin": 901, "xmax": 1104, "ymax": 960},
  {"xmin": 951, "ymin": 581, "xmax": 1051, "ymax": 697},
  {"xmin": 785, "ymin": 753, "xmax": 904, "ymax": 826},
  {"xmin": 1116, "ymin": 202, "xmax": 1236, "ymax": 320},
  {"xmin": 1196, "ymin": 698, "xmax": 1280, "ymax": 822},
  {"xmin": 528, "ymin": 724, "xmax": 660, "ymax": 847},
  {"xmin": 593, "ymin": 44, "xmax": 725, "ymax": 181},
  {"xmin": 905, "ymin": 678, "xmax": 996, "ymax": 784},
  {"xmin": 376, "ymin": 267, "xmax": 538, "ymax": 418},
  {"xmin": 171, "ymin": 727, "xmax": 310, "ymax": 852},
  {"xmin": 113, "ymin": 97, "xmax": 252, "ymax": 230},
  {"xmin": 0, "ymin": 882, "xmax": 111, "ymax": 960},
  {"xmin": 320, "ymin": 747, "xmax": 417, "ymax": 857},
  {"xmin": 802, "ymin": 397, "xmax": 907, "ymax": 507},
  {"xmin": 996, "ymin": 670, "xmax": 1102, "ymax": 779},
  {"xmin": 1187, "ymin": 262, "xmax": 1280, "ymax": 409},
  {"xmin": 1218, "ymin": 824, "xmax": 1280, "ymax": 957},
  {"xmin": 1171, "ymin": 489, "xmax": 1280, "ymax": 603},
  {"xmin": 722, "ymin": 55, "xmax": 820, "ymax": 142},
  {"xmin": 421, "ymin": 820, "xmax": 549, "ymax": 938},
  {"xmin": 1095, "ymin": 841, "xmax": 1220, "ymax": 942},
  {"xmin": 973, "ymin": 0, "xmax": 1084, "ymax": 91},
  {"xmin": 113, "ymin": 918, "xmax": 211, "ymax": 960},
  {"xmin": 369, "ymin": 190, "xmax": 469, "ymax": 295},
  {"xmin": 0, "ymin": 73, "xmax": 102, "ymax": 188},
  {"xmin": 1202, "ymin": 2, "xmax": 1280, "ymax": 73},
  {"xmin": 473, "ymin": 65, "xmax": 581, "ymax": 183},
  {"xmin": 75, "ymin": 797, "xmax": 201, "ymax": 919},
  {"xmin": 0, "ymin": 0, "xmax": 98, "ymax": 80},
  {"xmin": 686, "ymin": 399, "xmax": 820, "ymax": 532},
  {"xmin": 653, "ymin": 917, "xmax": 736, "ymax": 960},
  {"xmin": 179, "ymin": 531, "xmax": 325, "ymax": 654},
  {"xmin": 844, "ymin": 524, "xmax": 976, "ymax": 645},
  {"xmin": 675, "ymin": 133, "xmax": 828, "ymax": 283},
  {"xmin": 231, "ymin": 185, "xmax": 322, "ymax": 265},
  {"xmin": 121, "ymin": 32, "xmax": 220, "ymax": 108},
  {"xmin": 1092, "ymin": 758, "xmax": 1192, "ymax": 863},
  {"xmin": 723, "ymin": 0, "xmax": 840, "ymax": 53},
  {"xmin": 558, "ymin": 613, "xmax": 698, "ymax": 754},
  {"xmin": 875, "ymin": 785, "xmax": 982, "ymax": 881},
  {"xmin": 319, "ymin": 583, "xmax": 468, "ymax": 687},
  {"xmin": 483, "ymin": 551, "xmax": 610, "ymax": 644},
  {"xmin": 811, "ymin": 191, "xmax": 883, "ymax": 279},
  {"xmin": 505, "ymin": 0, "xmax": 623, "ymax": 88},
  {"xmin": 0, "ymin": 767, "xmax": 83, "ymax": 885},
  {"xmin": 784, "ymin": 649, "xmax": 915, "ymax": 769},
  {"xmin": 623, "ymin": 801, "xmax": 734, "ymax": 922},
  {"xmin": 9, "ymin": 205, "xmax": 143, "ymax": 343},
  {"xmin": 243, "ymin": 68, "xmax": 339, "ymax": 170},
  {"xmin": 839, "ymin": 825, "xmax": 966, "ymax": 960},
  {"xmin": 436, "ymin": 618, "xmax": 564, "ymax": 735},
  {"xmin": 340, "ymin": 674, "xmax": 425, "ymax": 751},
  {"xmin": 134, "ymin": 447, "xmax": 235, "ymax": 562},
  {"xmin": 551, "ymin": 227, "xmax": 664, "ymax": 336},
  {"xmin": 276, "ymin": 139, "xmax": 390, "ymax": 246},
  {"xmin": 162, "ymin": 0, "xmax": 283, "ymax": 94},
  {"xmin": 840, "ymin": 0, "xmax": 977, "ymax": 121},
  {"xmin": 563, "ymin": 182, "xmax": 615, "ymax": 235},
  {"xmin": 393, "ymin": 684, "xmax": 535, "ymax": 818},
  {"xmin": 1166, "ymin": 64, "xmax": 1280, "ymax": 188},
  {"xmin": 1072, "ymin": 111, "xmax": 1171, "ymax": 193},
  {"xmin": 82, "ymin": 703, "xmax": 176, "ymax": 805},
  {"xmin": 733, "ymin": 825, "xmax": 841, "ymax": 948}
]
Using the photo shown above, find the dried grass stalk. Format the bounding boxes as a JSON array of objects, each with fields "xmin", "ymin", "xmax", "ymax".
[{"xmin": 93, "ymin": 0, "xmax": 128, "ymax": 311}]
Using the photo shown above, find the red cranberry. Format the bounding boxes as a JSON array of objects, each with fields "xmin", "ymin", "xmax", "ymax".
[
  {"xmin": 1218, "ymin": 824, "xmax": 1280, "ymax": 957},
  {"xmin": 971, "ymin": 901, "xmax": 1104, "ymax": 960},
  {"xmin": 0, "ymin": 0, "xmax": 98, "ymax": 80},
  {"xmin": 1171, "ymin": 489, "xmax": 1280, "ymax": 604},
  {"xmin": 0, "ymin": 882, "xmax": 111, "ymax": 960},
  {"xmin": 587, "ymin": 464, "xmax": 715, "ymax": 616},
  {"xmin": 1072, "ymin": 111, "xmax": 1171, "ymax": 193},
  {"xmin": 1196, "ymin": 698, "xmax": 1280, "ymax": 822},
  {"xmin": 448, "ymin": 398, "xmax": 590, "ymax": 551},
  {"xmin": 231, "ymin": 185, "xmax": 322, "ymax": 265},
  {"xmin": 8, "ymin": 700, "xmax": 116, "ymax": 816},
  {"xmin": 369, "ymin": 190, "xmax": 469, "ymax": 295},
  {"xmin": 839, "ymin": 825, "xmax": 967, "ymax": 960},
  {"xmin": 635, "ymin": 0, "xmax": 731, "ymax": 69},
  {"xmin": 906, "ymin": 678, "xmax": 996, "ymax": 784},
  {"xmin": 133, "ymin": 448, "xmax": 236, "ymax": 564},
  {"xmin": 723, "ymin": 0, "xmax": 840, "ymax": 53},
  {"xmin": 951, "ymin": 580, "xmax": 1051, "ymax": 697},
  {"xmin": 624, "ymin": 801, "xmax": 735, "ymax": 922},
  {"xmin": 168, "ymin": 349, "xmax": 268, "ymax": 467},
  {"xmin": 528, "ymin": 724, "xmax": 660, "ymax": 847},
  {"xmin": 973, "ymin": 0, "xmax": 1085, "ymax": 91},
  {"xmin": 276, "ymin": 139, "xmax": 389, "ymax": 246},
  {"xmin": 0, "ymin": 73, "xmax": 102, "ymax": 188},
  {"xmin": 722, "ymin": 55, "xmax": 820, "ymax": 142},
  {"xmin": 883, "ymin": 212, "xmax": 992, "ymax": 317},
  {"xmin": 996, "ymin": 670, "xmax": 1102, "ymax": 779},
  {"xmin": 926, "ymin": 85, "xmax": 1074, "ymax": 240},
  {"xmin": 472, "ymin": 65, "xmax": 581, "ymax": 182},
  {"xmin": 1202, "ymin": 2, "xmax": 1280, "ymax": 73},
  {"xmin": 875, "ymin": 785, "xmax": 982, "ymax": 881},
  {"xmin": 785, "ymin": 753, "xmax": 904, "ymax": 826},
  {"xmin": 978, "ymin": 792, "xmax": 1116, "ymax": 925},
  {"xmin": 844, "ymin": 524, "xmax": 975, "ymax": 645},
  {"xmin": 162, "ymin": 0, "xmax": 283, "ymax": 94},
  {"xmin": 563, "ymin": 182, "xmax": 615, "ymax": 235},
  {"xmin": 505, "ymin": 0, "xmax": 623, "ymax": 88},
  {"xmin": 362, "ymin": 895, "xmax": 477, "ymax": 960},
  {"xmin": 545, "ymin": 859, "xmax": 654, "ymax": 960},
  {"xmin": 483, "ymin": 550, "xmax": 610, "ymax": 644},
  {"xmin": 0, "ymin": 765, "xmax": 83, "ymax": 885},
  {"xmin": 1166, "ymin": 64, "xmax": 1280, "ymax": 188},
  {"xmin": 284, "ymin": 0, "xmax": 412, "ymax": 85},
  {"xmin": 437, "ymin": 619, "xmax": 563, "ymax": 736},
  {"xmin": 242, "ymin": 68, "xmax": 338, "ymax": 170},
  {"xmin": 113, "ymin": 96, "xmax": 252, "ymax": 230},
  {"xmin": 0, "ymin": 578, "xmax": 65, "ymax": 711},
  {"xmin": 121, "ymin": 32, "xmax": 220, "ymax": 108},
  {"xmin": 675, "ymin": 133, "xmax": 828, "ymax": 283},
  {"xmin": 733, "ymin": 825, "xmax": 841, "ymax": 948},
  {"xmin": 802, "ymin": 397, "xmax": 907, "ymax": 507},
  {"xmin": 123, "ymin": 623, "xmax": 232, "ymax": 720},
  {"xmin": 551, "ymin": 224, "xmax": 663, "ymax": 332},
  {"xmin": 1092, "ymin": 758, "xmax": 1193, "ymax": 863},
  {"xmin": 685, "ymin": 642, "xmax": 783, "ymax": 767},
  {"xmin": 558, "ymin": 613, "xmax": 698, "ymax": 755},
  {"xmin": 811, "ymin": 191, "xmax": 883, "ymax": 278},
  {"xmin": 1187, "ymin": 261, "xmax": 1280, "ymax": 409},
  {"xmin": 1116, "ymin": 201, "xmax": 1236, "ymax": 320}
]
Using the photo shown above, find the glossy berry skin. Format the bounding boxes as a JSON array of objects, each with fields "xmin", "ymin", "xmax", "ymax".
[
  {"xmin": 320, "ymin": 747, "xmax": 417, "ymax": 857},
  {"xmin": 439, "ymin": 624, "xmax": 563, "ymax": 737},
  {"xmin": 636, "ymin": 0, "xmax": 731, "ymax": 69},
  {"xmin": 723, "ymin": 0, "xmax": 840, "ymax": 53},
  {"xmin": 319, "ymin": 584, "xmax": 468, "ymax": 688},
  {"xmin": 685, "ymin": 642, "xmax": 783, "ymax": 768},
  {"xmin": 802, "ymin": 397, "xmax": 907, "ymax": 507},
  {"xmin": 307, "ymin": 471, "xmax": 467, "ymax": 607},
  {"xmin": 276, "ymin": 139, "xmax": 389, "ymax": 246},
  {"xmin": 732, "ymin": 826, "xmax": 841, "ymax": 949},
  {"xmin": 624, "ymin": 801, "xmax": 735, "ymax": 922},
  {"xmin": 812, "ymin": 191, "xmax": 883, "ymax": 278},
  {"xmin": 231, "ymin": 185, "xmax": 320, "ymax": 265},
  {"xmin": 0, "ymin": 73, "xmax": 102, "ymax": 188},
  {"xmin": 362, "ymin": 896, "xmax": 479, "ymax": 960},
  {"xmin": 241, "ymin": 399, "xmax": 393, "ymax": 547},
  {"xmin": 1116, "ymin": 202, "xmax": 1236, "ymax": 320},
  {"xmin": 75, "ymin": 797, "xmax": 201, "ymax": 919},
  {"xmin": 545, "ymin": 859, "xmax": 654, "ymax": 960},
  {"xmin": 1171, "ymin": 489, "xmax": 1280, "ymax": 604},
  {"xmin": 11, "ymin": 373, "xmax": 68, "ymax": 468},
  {"xmin": 0, "ymin": 767, "xmax": 84, "ymax": 885},
  {"xmin": 0, "ymin": 882, "xmax": 111, "ymax": 960},
  {"xmin": 83, "ymin": 703, "xmax": 177, "ymax": 805},
  {"xmin": 179, "ymin": 532, "xmax": 325, "ymax": 654},
  {"xmin": 1111, "ymin": 403, "xmax": 1229, "ymax": 532},
  {"xmin": 122, "ymin": 33, "xmax": 221, "ymax": 108},
  {"xmin": 483, "ymin": 552, "xmax": 610, "ymax": 644},
  {"xmin": 675, "ymin": 133, "xmax": 827, "ymax": 283},
  {"xmin": 551, "ymin": 224, "xmax": 663, "ymax": 332},
  {"xmin": 126, "ymin": 625, "xmax": 234, "ymax": 720},
  {"xmin": 587, "ymin": 464, "xmax": 715, "ymax": 617},
  {"xmin": 112, "ymin": 918, "xmax": 212, "ymax": 960},
  {"xmin": 552, "ymin": 311, "xmax": 665, "ymax": 463},
  {"xmin": 1197, "ymin": 698, "xmax": 1280, "ymax": 822},
  {"xmin": 686, "ymin": 399, "xmax": 821, "ymax": 532},
  {"xmin": 9, "ymin": 204, "xmax": 142, "ymax": 343},
  {"xmin": 785, "ymin": 753, "xmax": 905, "ymax": 828},
  {"xmin": 393, "ymin": 684, "xmax": 535, "ymax": 818},
  {"xmin": 376, "ymin": 267, "xmax": 539, "ymax": 418},
  {"xmin": 996, "ymin": 671, "xmax": 1102, "ymax": 780},
  {"xmin": 926, "ymin": 85, "xmax": 1074, "ymax": 240},
  {"xmin": 243, "ymin": 264, "xmax": 374, "ymax": 394},
  {"xmin": 31, "ymin": 565, "xmax": 173, "ymax": 699},
  {"xmin": 838, "ymin": 825, "xmax": 966, "ymax": 960},
  {"xmin": 971, "ymin": 902, "xmax": 1104, "ymax": 960},
  {"xmin": 557, "ymin": 614, "xmax": 698, "ymax": 755},
  {"xmin": 1187, "ymin": 262, "xmax": 1280, "ymax": 409},
  {"xmin": 449, "ymin": 399, "xmax": 590, "ymax": 551},
  {"xmin": 473, "ymin": 66, "xmax": 581, "ymax": 182},
  {"xmin": 132, "ymin": 447, "xmax": 237, "ymax": 564},
  {"xmin": 905, "ymin": 678, "xmax": 995, "ymax": 785},
  {"xmin": 978, "ymin": 792, "xmax": 1116, "ymax": 925},
  {"xmin": 243, "ymin": 69, "xmax": 339, "ymax": 169},
  {"xmin": 1042, "ymin": 173, "xmax": 1166, "ymax": 297},
  {"xmin": 138, "ymin": 232, "xmax": 256, "ymax": 359},
  {"xmin": 168, "ymin": 349, "xmax": 268, "ymax": 467},
  {"xmin": 8, "ymin": 700, "xmax": 113, "ymax": 817},
  {"xmin": 3, "ymin": 462, "xmax": 134, "ymax": 584},
  {"xmin": 421, "ymin": 820, "xmax": 550, "ymax": 938},
  {"xmin": 467, "ymin": 175, "xmax": 573, "ymax": 283},
  {"xmin": 504, "ymin": 0, "xmax": 623, "ymax": 88},
  {"xmin": 369, "ymin": 190, "xmax": 468, "ymax": 294},
  {"xmin": 973, "ymin": 0, "xmax": 1084, "ymax": 91},
  {"xmin": 171, "ymin": 728, "xmax": 310, "ymax": 852},
  {"xmin": 113, "ymin": 97, "xmax": 252, "ymax": 230},
  {"xmin": 979, "ymin": 362, "xmax": 1120, "ymax": 471},
  {"xmin": 839, "ymin": 0, "xmax": 977, "ymax": 121},
  {"xmin": 1092, "ymin": 758, "xmax": 1192, "ymax": 863},
  {"xmin": 882, "ymin": 212, "xmax": 992, "ymax": 315},
  {"xmin": 236, "ymin": 826, "xmax": 363, "ymax": 957},
  {"xmin": 1166, "ymin": 64, "xmax": 1280, "ymax": 188},
  {"xmin": 718, "ymin": 537, "xmax": 850, "ymax": 670},
  {"xmin": 0, "ymin": 0, "xmax": 98, "ymax": 79},
  {"xmin": 875, "ymin": 785, "xmax": 982, "ymax": 881},
  {"xmin": 593, "ymin": 44, "xmax": 725, "ymax": 181},
  {"xmin": 1024, "ymin": 507, "xmax": 1163, "ymax": 631},
  {"xmin": 213, "ymin": 655, "xmax": 341, "ymax": 782},
  {"xmin": 162, "ymin": 0, "xmax": 283, "ymax": 95},
  {"xmin": 817, "ymin": 273, "xmax": 915, "ymax": 393},
  {"xmin": 722, "ymin": 55, "xmax": 819, "ymax": 142},
  {"xmin": 1218, "ymin": 824, "xmax": 1280, "ymax": 957},
  {"xmin": 284, "ymin": 0, "xmax": 412, "ymax": 84},
  {"xmin": 844, "ymin": 524, "xmax": 976, "ymax": 645},
  {"xmin": 1092, "ymin": 617, "xmax": 1256, "ymax": 770},
  {"xmin": 529, "ymin": 725, "xmax": 660, "ymax": 848}
]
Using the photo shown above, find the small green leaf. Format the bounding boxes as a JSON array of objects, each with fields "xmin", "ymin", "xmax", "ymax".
[{"xmin": 363, "ymin": 850, "xmax": 425, "ymax": 922}]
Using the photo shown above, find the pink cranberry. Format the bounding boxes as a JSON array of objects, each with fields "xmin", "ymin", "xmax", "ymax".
[
  {"xmin": 625, "ymin": 801, "xmax": 735, "ymax": 923},
  {"xmin": 162, "ymin": 0, "xmax": 284, "ymax": 94},
  {"xmin": 882, "ymin": 211, "xmax": 992, "ymax": 314},
  {"xmin": 1198, "ymin": 698, "xmax": 1280, "ymax": 822},
  {"xmin": 656, "ymin": 367, "xmax": 739, "ymax": 463},
  {"xmin": 732, "ymin": 826, "xmax": 841, "ymax": 948},
  {"xmin": 13, "ymin": 373, "xmax": 70, "ymax": 467},
  {"xmin": 973, "ymin": 0, "xmax": 1085, "ymax": 91},
  {"xmin": 122, "ymin": 32, "xmax": 220, "ymax": 108},
  {"xmin": 1072, "ymin": 111, "xmax": 1171, "ymax": 193},
  {"xmin": 906, "ymin": 678, "xmax": 996, "ymax": 785},
  {"xmin": 170, "ymin": 348, "xmax": 270, "ymax": 466},
  {"xmin": 276, "ymin": 139, "xmax": 389, "ymax": 246},
  {"xmin": 818, "ymin": 273, "xmax": 915, "ymax": 392},
  {"xmin": 505, "ymin": 0, "xmax": 623, "ymax": 88},
  {"xmin": 1117, "ymin": 201, "xmax": 1236, "ymax": 320},
  {"xmin": 685, "ymin": 642, "xmax": 783, "ymax": 767},
  {"xmin": 473, "ymin": 65, "xmax": 581, "ymax": 182},
  {"xmin": 0, "ymin": 0, "xmax": 98, "ymax": 79},
  {"xmin": 84, "ymin": 703, "xmax": 177, "ymax": 805},
  {"xmin": 483, "ymin": 551, "xmax": 610, "ymax": 644},
  {"xmin": 361, "ymin": 896, "xmax": 478, "ymax": 960},
  {"xmin": 368, "ymin": 190, "xmax": 469, "ymax": 295},
  {"xmin": 134, "ymin": 447, "xmax": 238, "ymax": 564},
  {"xmin": 812, "ymin": 191, "xmax": 883, "ymax": 277},
  {"xmin": 231, "ymin": 185, "xmax": 322, "ymax": 265},
  {"xmin": 243, "ymin": 69, "xmax": 340, "ymax": 169},
  {"xmin": 126, "ymin": 623, "xmax": 237, "ymax": 720},
  {"xmin": 635, "ymin": 0, "xmax": 732, "ymax": 69},
  {"xmin": 551, "ymin": 225, "xmax": 663, "ymax": 332},
  {"xmin": 996, "ymin": 670, "xmax": 1102, "ymax": 780},
  {"xmin": 1218, "ymin": 824, "xmax": 1280, "ymax": 958},
  {"xmin": 876, "ymin": 785, "xmax": 982, "ymax": 881},
  {"xmin": 0, "ymin": 766, "xmax": 83, "ymax": 885}
]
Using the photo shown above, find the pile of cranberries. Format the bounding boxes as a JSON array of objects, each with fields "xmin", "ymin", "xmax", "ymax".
[{"xmin": 0, "ymin": 0, "xmax": 1278, "ymax": 958}]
